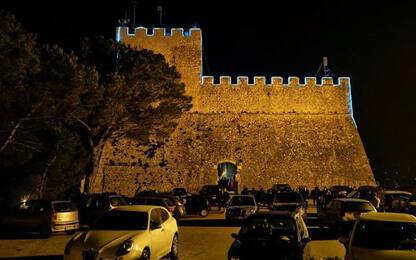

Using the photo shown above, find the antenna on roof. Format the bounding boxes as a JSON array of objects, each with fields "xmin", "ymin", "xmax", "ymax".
[{"xmin": 157, "ymin": 5, "xmax": 163, "ymax": 27}]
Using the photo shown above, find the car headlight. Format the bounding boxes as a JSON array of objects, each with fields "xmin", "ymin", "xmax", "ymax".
[
  {"xmin": 230, "ymin": 256, "xmax": 240, "ymax": 260},
  {"xmin": 247, "ymin": 208, "xmax": 256, "ymax": 215},
  {"xmin": 117, "ymin": 239, "xmax": 134, "ymax": 256}
]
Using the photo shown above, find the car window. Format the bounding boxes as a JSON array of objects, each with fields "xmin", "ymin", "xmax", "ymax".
[
  {"xmin": 240, "ymin": 217, "xmax": 295, "ymax": 238},
  {"xmin": 96, "ymin": 197, "xmax": 108, "ymax": 208},
  {"xmin": 109, "ymin": 196, "xmax": 127, "ymax": 207},
  {"xmin": 352, "ymin": 220, "xmax": 416, "ymax": 250},
  {"xmin": 150, "ymin": 209, "xmax": 162, "ymax": 226},
  {"xmin": 343, "ymin": 202, "xmax": 374, "ymax": 212},
  {"xmin": 159, "ymin": 208, "xmax": 170, "ymax": 223},
  {"xmin": 229, "ymin": 196, "xmax": 255, "ymax": 206},
  {"xmin": 52, "ymin": 202, "xmax": 76, "ymax": 212}
]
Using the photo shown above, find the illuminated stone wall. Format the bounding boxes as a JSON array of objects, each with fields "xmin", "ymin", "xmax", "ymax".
[{"xmin": 87, "ymin": 27, "xmax": 375, "ymax": 195}]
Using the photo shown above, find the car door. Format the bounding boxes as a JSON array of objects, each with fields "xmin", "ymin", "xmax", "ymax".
[
  {"xmin": 158, "ymin": 208, "xmax": 174, "ymax": 255},
  {"xmin": 149, "ymin": 208, "xmax": 164, "ymax": 259}
]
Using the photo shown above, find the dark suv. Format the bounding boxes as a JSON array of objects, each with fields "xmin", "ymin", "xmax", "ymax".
[{"xmin": 228, "ymin": 211, "xmax": 310, "ymax": 260}]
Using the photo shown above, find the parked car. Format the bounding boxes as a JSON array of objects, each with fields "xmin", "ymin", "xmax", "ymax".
[
  {"xmin": 172, "ymin": 188, "xmax": 190, "ymax": 203},
  {"xmin": 1, "ymin": 199, "xmax": 79, "ymax": 237},
  {"xmin": 200, "ymin": 185, "xmax": 220, "ymax": 206},
  {"xmin": 228, "ymin": 211, "xmax": 310, "ymax": 260},
  {"xmin": 131, "ymin": 196, "xmax": 181, "ymax": 219},
  {"xmin": 225, "ymin": 195, "xmax": 258, "ymax": 221},
  {"xmin": 317, "ymin": 193, "xmax": 347, "ymax": 221},
  {"xmin": 271, "ymin": 184, "xmax": 292, "ymax": 193},
  {"xmin": 340, "ymin": 212, "xmax": 416, "ymax": 260},
  {"xmin": 134, "ymin": 194, "xmax": 186, "ymax": 219},
  {"xmin": 184, "ymin": 194, "xmax": 209, "ymax": 217},
  {"xmin": 80, "ymin": 193, "xmax": 128, "ymax": 225},
  {"xmin": 380, "ymin": 190, "xmax": 413, "ymax": 212},
  {"xmin": 318, "ymin": 198, "xmax": 377, "ymax": 233},
  {"xmin": 64, "ymin": 205, "xmax": 179, "ymax": 260},
  {"xmin": 330, "ymin": 185, "xmax": 353, "ymax": 195},
  {"xmin": 270, "ymin": 191, "xmax": 307, "ymax": 221}
]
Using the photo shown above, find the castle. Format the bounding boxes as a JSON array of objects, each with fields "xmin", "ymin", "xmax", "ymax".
[{"xmin": 87, "ymin": 26, "xmax": 376, "ymax": 196}]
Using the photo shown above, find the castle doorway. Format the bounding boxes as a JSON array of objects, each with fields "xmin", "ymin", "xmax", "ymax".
[{"xmin": 217, "ymin": 161, "xmax": 237, "ymax": 192}]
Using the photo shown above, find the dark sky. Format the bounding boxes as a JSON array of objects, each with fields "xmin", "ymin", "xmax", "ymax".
[{"xmin": 1, "ymin": 0, "xmax": 416, "ymax": 184}]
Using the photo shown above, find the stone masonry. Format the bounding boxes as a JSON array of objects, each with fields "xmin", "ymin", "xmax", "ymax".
[{"xmin": 87, "ymin": 27, "xmax": 375, "ymax": 196}]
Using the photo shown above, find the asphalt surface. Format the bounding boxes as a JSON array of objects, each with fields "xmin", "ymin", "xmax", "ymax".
[{"xmin": 0, "ymin": 204, "xmax": 345, "ymax": 260}]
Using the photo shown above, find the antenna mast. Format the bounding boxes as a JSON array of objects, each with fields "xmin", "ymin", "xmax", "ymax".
[{"xmin": 157, "ymin": 5, "xmax": 163, "ymax": 27}]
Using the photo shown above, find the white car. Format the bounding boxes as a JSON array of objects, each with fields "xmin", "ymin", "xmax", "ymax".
[
  {"xmin": 64, "ymin": 205, "xmax": 179, "ymax": 260},
  {"xmin": 340, "ymin": 212, "xmax": 416, "ymax": 260}
]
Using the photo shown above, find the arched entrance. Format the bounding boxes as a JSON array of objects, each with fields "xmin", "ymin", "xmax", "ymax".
[{"xmin": 217, "ymin": 161, "xmax": 237, "ymax": 192}]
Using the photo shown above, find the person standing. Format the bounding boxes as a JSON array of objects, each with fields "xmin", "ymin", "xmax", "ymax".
[{"xmin": 234, "ymin": 172, "xmax": 241, "ymax": 194}]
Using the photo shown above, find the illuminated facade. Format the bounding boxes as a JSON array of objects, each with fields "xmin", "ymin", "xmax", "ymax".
[{"xmin": 87, "ymin": 27, "xmax": 375, "ymax": 195}]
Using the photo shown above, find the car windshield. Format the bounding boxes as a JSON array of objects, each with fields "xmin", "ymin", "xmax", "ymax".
[
  {"xmin": 353, "ymin": 221, "xmax": 416, "ymax": 250},
  {"xmin": 343, "ymin": 202, "xmax": 374, "ymax": 212},
  {"xmin": 164, "ymin": 199, "xmax": 175, "ymax": 207},
  {"xmin": 52, "ymin": 202, "xmax": 76, "ymax": 212},
  {"xmin": 110, "ymin": 196, "xmax": 127, "ymax": 206},
  {"xmin": 91, "ymin": 211, "xmax": 148, "ymax": 230},
  {"xmin": 229, "ymin": 196, "xmax": 255, "ymax": 206},
  {"xmin": 173, "ymin": 189, "xmax": 187, "ymax": 196},
  {"xmin": 274, "ymin": 193, "xmax": 302, "ymax": 203},
  {"xmin": 240, "ymin": 217, "xmax": 295, "ymax": 238}
]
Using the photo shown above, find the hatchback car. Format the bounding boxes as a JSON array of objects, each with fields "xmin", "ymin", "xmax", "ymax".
[
  {"xmin": 319, "ymin": 198, "xmax": 377, "ymax": 232},
  {"xmin": 228, "ymin": 211, "xmax": 310, "ymax": 260},
  {"xmin": 340, "ymin": 212, "xmax": 416, "ymax": 260},
  {"xmin": 64, "ymin": 205, "xmax": 179, "ymax": 260},
  {"xmin": 225, "ymin": 195, "xmax": 258, "ymax": 221},
  {"xmin": 1, "ymin": 199, "xmax": 78, "ymax": 237}
]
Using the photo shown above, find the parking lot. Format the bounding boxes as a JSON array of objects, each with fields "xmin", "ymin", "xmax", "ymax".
[{"xmin": 0, "ymin": 204, "xmax": 345, "ymax": 260}]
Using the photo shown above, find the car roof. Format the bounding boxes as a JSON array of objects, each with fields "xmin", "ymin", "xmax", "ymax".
[
  {"xmin": 383, "ymin": 190, "xmax": 412, "ymax": 195},
  {"xmin": 230, "ymin": 194, "xmax": 255, "ymax": 198},
  {"xmin": 334, "ymin": 198, "xmax": 370, "ymax": 203},
  {"xmin": 111, "ymin": 205, "xmax": 164, "ymax": 212},
  {"xmin": 360, "ymin": 212, "xmax": 416, "ymax": 223},
  {"xmin": 51, "ymin": 200, "xmax": 72, "ymax": 204}
]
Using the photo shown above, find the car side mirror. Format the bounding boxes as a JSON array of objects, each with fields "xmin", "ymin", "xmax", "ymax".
[
  {"xmin": 338, "ymin": 236, "xmax": 349, "ymax": 246},
  {"xmin": 231, "ymin": 233, "xmax": 238, "ymax": 239},
  {"xmin": 150, "ymin": 221, "xmax": 161, "ymax": 230}
]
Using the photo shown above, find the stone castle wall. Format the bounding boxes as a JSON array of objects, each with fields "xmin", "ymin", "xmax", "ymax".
[{"xmin": 88, "ymin": 27, "xmax": 376, "ymax": 195}]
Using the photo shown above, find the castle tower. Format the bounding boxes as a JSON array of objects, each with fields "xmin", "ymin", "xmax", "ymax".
[
  {"xmin": 88, "ymin": 27, "xmax": 376, "ymax": 195},
  {"xmin": 116, "ymin": 27, "xmax": 202, "ymax": 97}
]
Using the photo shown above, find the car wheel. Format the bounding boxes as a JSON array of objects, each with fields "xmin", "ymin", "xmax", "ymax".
[
  {"xmin": 140, "ymin": 248, "xmax": 150, "ymax": 260},
  {"xmin": 200, "ymin": 209, "xmax": 208, "ymax": 217},
  {"xmin": 169, "ymin": 234, "xmax": 179, "ymax": 259}
]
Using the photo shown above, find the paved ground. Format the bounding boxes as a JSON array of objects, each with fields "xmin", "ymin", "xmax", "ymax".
[{"xmin": 0, "ymin": 203, "xmax": 345, "ymax": 260}]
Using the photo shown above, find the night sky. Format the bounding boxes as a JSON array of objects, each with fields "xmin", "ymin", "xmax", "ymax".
[{"xmin": 1, "ymin": 0, "xmax": 415, "ymax": 184}]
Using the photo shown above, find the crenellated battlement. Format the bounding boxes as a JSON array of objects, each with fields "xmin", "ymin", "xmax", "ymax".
[
  {"xmin": 116, "ymin": 27, "xmax": 201, "ymax": 41},
  {"xmin": 201, "ymin": 76, "xmax": 348, "ymax": 88},
  {"xmin": 192, "ymin": 77, "xmax": 352, "ymax": 115}
]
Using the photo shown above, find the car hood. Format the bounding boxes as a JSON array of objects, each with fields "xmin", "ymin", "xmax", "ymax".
[
  {"xmin": 352, "ymin": 247, "xmax": 416, "ymax": 260},
  {"xmin": 75, "ymin": 230, "xmax": 146, "ymax": 251}
]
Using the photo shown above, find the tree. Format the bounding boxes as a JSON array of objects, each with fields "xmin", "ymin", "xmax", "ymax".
[
  {"xmin": 0, "ymin": 12, "xmax": 97, "ymax": 201},
  {"xmin": 78, "ymin": 37, "xmax": 192, "ymax": 192}
]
